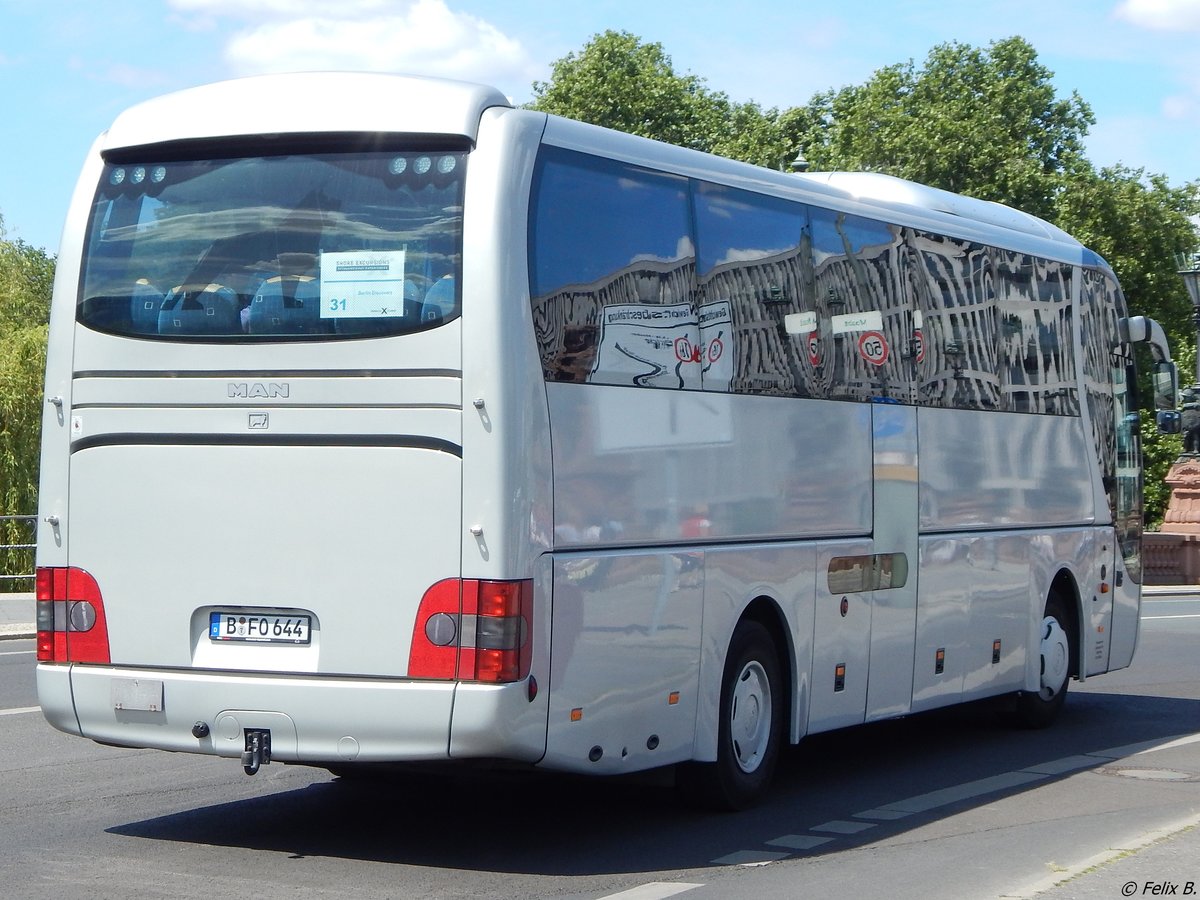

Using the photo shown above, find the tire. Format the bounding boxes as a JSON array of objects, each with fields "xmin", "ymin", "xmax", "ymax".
[
  {"xmin": 1014, "ymin": 594, "xmax": 1072, "ymax": 729},
  {"xmin": 679, "ymin": 619, "xmax": 784, "ymax": 811}
]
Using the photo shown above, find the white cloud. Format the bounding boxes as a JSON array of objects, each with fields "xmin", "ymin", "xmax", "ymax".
[
  {"xmin": 166, "ymin": 0, "xmax": 540, "ymax": 91},
  {"xmin": 169, "ymin": 0, "xmax": 394, "ymax": 18},
  {"xmin": 1163, "ymin": 93, "xmax": 1197, "ymax": 119},
  {"xmin": 1114, "ymin": 0, "xmax": 1200, "ymax": 31}
]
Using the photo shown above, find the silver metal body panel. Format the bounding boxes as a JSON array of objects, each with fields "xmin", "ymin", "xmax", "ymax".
[
  {"xmin": 64, "ymin": 664, "xmax": 541, "ymax": 763},
  {"xmin": 918, "ymin": 407, "xmax": 1095, "ymax": 531},
  {"xmin": 866, "ymin": 404, "xmax": 920, "ymax": 722},
  {"xmin": 99, "ymin": 72, "xmax": 511, "ymax": 151},
  {"xmin": 68, "ymin": 442, "xmax": 460, "ymax": 675},
  {"xmin": 546, "ymin": 385, "xmax": 873, "ymax": 548},
  {"xmin": 543, "ymin": 548, "xmax": 704, "ymax": 774}
]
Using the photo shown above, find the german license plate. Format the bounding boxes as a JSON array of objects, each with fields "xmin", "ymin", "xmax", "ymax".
[{"xmin": 209, "ymin": 612, "xmax": 311, "ymax": 644}]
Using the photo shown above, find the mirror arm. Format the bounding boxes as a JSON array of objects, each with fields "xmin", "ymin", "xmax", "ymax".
[{"xmin": 1121, "ymin": 315, "xmax": 1172, "ymax": 364}]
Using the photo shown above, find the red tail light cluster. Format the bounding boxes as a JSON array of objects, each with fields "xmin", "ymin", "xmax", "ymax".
[
  {"xmin": 408, "ymin": 578, "xmax": 532, "ymax": 683},
  {"xmin": 36, "ymin": 567, "xmax": 111, "ymax": 664}
]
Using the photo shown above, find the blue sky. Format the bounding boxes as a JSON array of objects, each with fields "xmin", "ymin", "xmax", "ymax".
[{"xmin": 1, "ymin": 0, "xmax": 1198, "ymax": 253}]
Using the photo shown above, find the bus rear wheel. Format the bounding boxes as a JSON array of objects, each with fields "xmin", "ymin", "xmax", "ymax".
[
  {"xmin": 1015, "ymin": 594, "xmax": 1072, "ymax": 728},
  {"xmin": 679, "ymin": 619, "xmax": 783, "ymax": 811}
]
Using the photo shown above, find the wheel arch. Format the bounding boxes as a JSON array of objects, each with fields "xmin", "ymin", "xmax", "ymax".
[
  {"xmin": 1048, "ymin": 567, "xmax": 1082, "ymax": 681},
  {"xmin": 737, "ymin": 595, "xmax": 797, "ymax": 745}
]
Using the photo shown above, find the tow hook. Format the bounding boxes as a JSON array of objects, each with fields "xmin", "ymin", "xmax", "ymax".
[{"xmin": 241, "ymin": 729, "xmax": 272, "ymax": 776}]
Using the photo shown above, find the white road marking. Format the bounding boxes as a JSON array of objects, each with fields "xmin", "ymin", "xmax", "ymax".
[
  {"xmin": 710, "ymin": 849, "xmax": 791, "ymax": 866},
  {"xmin": 712, "ymin": 731, "xmax": 1200, "ymax": 868},
  {"xmin": 0, "ymin": 706, "xmax": 40, "ymax": 717},
  {"xmin": 810, "ymin": 819, "xmax": 875, "ymax": 834},
  {"xmin": 595, "ymin": 883, "xmax": 704, "ymax": 900},
  {"xmin": 766, "ymin": 834, "xmax": 834, "ymax": 850}
]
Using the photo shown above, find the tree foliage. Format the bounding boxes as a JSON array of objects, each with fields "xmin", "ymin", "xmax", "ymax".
[
  {"xmin": 1054, "ymin": 165, "xmax": 1199, "ymax": 343},
  {"xmin": 528, "ymin": 30, "xmax": 792, "ymax": 168},
  {"xmin": 794, "ymin": 37, "xmax": 1096, "ymax": 220},
  {"xmin": 0, "ymin": 213, "xmax": 53, "ymax": 588}
]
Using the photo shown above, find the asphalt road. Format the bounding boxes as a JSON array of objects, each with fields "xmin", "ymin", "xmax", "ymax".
[{"xmin": 0, "ymin": 594, "xmax": 1197, "ymax": 899}]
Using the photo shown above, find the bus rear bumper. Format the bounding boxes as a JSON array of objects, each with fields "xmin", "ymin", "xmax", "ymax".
[{"xmin": 47, "ymin": 664, "xmax": 543, "ymax": 765}]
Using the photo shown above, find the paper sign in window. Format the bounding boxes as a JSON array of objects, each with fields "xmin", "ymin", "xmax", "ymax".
[{"xmin": 320, "ymin": 250, "xmax": 407, "ymax": 319}]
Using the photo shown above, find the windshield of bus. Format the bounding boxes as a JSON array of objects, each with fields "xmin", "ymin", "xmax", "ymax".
[{"xmin": 78, "ymin": 149, "xmax": 465, "ymax": 340}]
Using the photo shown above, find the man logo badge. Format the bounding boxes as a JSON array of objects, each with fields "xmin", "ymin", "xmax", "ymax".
[
  {"xmin": 228, "ymin": 382, "xmax": 290, "ymax": 399},
  {"xmin": 248, "ymin": 413, "xmax": 269, "ymax": 429}
]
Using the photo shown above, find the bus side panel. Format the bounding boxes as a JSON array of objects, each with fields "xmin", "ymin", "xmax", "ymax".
[
  {"xmin": 918, "ymin": 409, "xmax": 1094, "ymax": 531},
  {"xmin": 913, "ymin": 533, "xmax": 1032, "ymax": 712},
  {"xmin": 36, "ymin": 143, "xmax": 106, "ymax": 575},
  {"xmin": 542, "ymin": 548, "xmax": 702, "ymax": 775},
  {"xmin": 809, "ymin": 539, "xmax": 875, "ymax": 733},
  {"xmin": 1107, "ymin": 552, "xmax": 1140, "ymax": 671},
  {"xmin": 547, "ymin": 386, "xmax": 873, "ymax": 550}
]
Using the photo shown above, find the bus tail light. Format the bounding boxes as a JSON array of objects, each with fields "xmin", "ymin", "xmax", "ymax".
[
  {"xmin": 409, "ymin": 578, "xmax": 532, "ymax": 683},
  {"xmin": 36, "ymin": 567, "xmax": 111, "ymax": 664}
]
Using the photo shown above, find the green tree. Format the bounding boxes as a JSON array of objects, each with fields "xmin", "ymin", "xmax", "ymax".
[
  {"xmin": 529, "ymin": 30, "xmax": 792, "ymax": 168},
  {"xmin": 1055, "ymin": 165, "xmax": 1199, "ymax": 344},
  {"xmin": 793, "ymin": 37, "xmax": 1095, "ymax": 219},
  {"xmin": 0, "ymin": 213, "xmax": 53, "ymax": 589}
]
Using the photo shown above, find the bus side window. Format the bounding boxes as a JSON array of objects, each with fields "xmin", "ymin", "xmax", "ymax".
[
  {"xmin": 693, "ymin": 181, "xmax": 811, "ymax": 397},
  {"xmin": 529, "ymin": 147, "xmax": 695, "ymax": 388},
  {"xmin": 911, "ymin": 231, "xmax": 1000, "ymax": 410}
]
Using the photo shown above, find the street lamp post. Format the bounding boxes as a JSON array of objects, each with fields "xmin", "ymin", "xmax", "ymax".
[{"xmin": 1179, "ymin": 251, "xmax": 1200, "ymax": 387}]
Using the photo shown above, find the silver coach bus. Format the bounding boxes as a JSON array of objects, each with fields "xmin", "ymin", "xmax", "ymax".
[{"xmin": 36, "ymin": 72, "xmax": 1177, "ymax": 809}]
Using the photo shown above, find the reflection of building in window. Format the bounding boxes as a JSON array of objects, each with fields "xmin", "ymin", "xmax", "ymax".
[
  {"xmin": 911, "ymin": 231, "xmax": 1000, "ymax": 410},
  {"xmin": 810, "ymin": 211, "xmax": 912, "ymax": 403},
  {"xmin": 531, "ymin": 259, "xmax": 695, "ymax": 385},
  {"xmin": 698, "ymin": 245, "xmax": 815, "ymax": 396},
  {"xmin": 994, "ymin": 249, "xmax": 1078, "ymax": 415}
]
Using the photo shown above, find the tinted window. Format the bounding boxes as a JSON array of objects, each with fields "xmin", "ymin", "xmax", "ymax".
[
  {"xmin": 529, "ymin": 148, "xmax": 696, "ymax": 387},
  {"xmin": 911, "ymin": 231, "xmax": 1000, "ymax": 409},
  {"xmin": 79, "ymin": 150, "xmax": 465, "ymax": 340},
  {"xmin": 993, "ymin": 250, "xmax": 1078, "ymax": 414},
  {"xmin": 810, "ymin": 208, "xmax": 915, "ymax": 403},
  {"xmin": 693, "ymin": 182, "xmax": 814, "ymax": 395}
]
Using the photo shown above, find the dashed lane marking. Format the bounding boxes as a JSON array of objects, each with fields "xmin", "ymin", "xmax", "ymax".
[
  {"xmin": 595, "ymin": 882, "xmax": 705, "ymax": 899},
  {"xmin": 711, "ymin": 730, "xmax": 1200, "ymax": 866}
]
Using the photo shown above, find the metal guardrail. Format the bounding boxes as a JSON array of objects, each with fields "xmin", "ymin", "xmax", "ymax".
[{"xmin": 1, "ymin": 515, "xmax": 36, "ymax": 587}]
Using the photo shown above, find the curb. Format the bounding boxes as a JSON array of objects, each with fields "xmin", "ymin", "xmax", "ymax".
[
  {"xmin": 1005, "ymin": 812, "xmax": 1200, "ymax": 899},
  {"xmin": 0, "ymin": 624, "xmax": 34, "ymax": 641},
  {"xmin": 1143, "ymin": 584, "xmax": 1200, "ymax": 595}
]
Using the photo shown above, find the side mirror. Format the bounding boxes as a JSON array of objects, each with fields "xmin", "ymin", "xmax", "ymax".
[
  {"xmin": 1153, "ymin": 361, "xmax": 1179, "ymax": 411},
  {"xmin": 1157, "ymin": 409, "xmax": 1182, "ymax": 435}
]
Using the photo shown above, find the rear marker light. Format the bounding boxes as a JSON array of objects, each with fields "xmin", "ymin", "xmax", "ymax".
[{"xmin": 409, "ymin": 578, "xmax": 532, "ymax": 683}]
